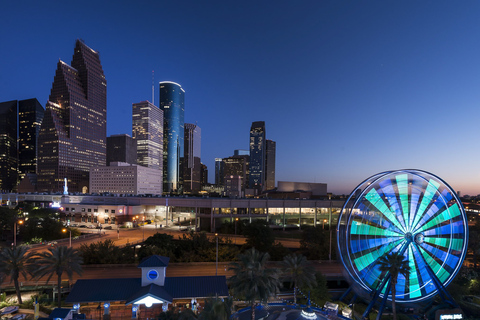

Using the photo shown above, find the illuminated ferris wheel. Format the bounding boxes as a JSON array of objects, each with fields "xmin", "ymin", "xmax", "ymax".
[{"xmin": 337, "ymin": 170, "xmax": 468, "ymax": 311}]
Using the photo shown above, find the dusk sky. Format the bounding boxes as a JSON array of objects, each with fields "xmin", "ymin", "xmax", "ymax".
[{"xmin": 2, "ymin": 1, "xmax": 480, "ymax": 195}]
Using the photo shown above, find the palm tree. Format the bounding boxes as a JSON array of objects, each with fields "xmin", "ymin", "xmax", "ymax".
[
  {"xmin": 228, "ymin": 248, "xmax": 281, "ymax": 320},
  {"xmin": 282, "ymin": 253, "xmax": 316, "ymax": 305},
  {"xmin": 376, "ymin": 252, "xmax": 411, "ymax": 320},
  {"xmin": 32, "ymin": 246, "xmax": 83, "ymax": 307},
  {"xmin": 198, "ymin": 297, "xmax": 232, "ymax": 320},
  {"xmin": 0, "ymin": 246, "xmax": 32, "ymax": 304}
]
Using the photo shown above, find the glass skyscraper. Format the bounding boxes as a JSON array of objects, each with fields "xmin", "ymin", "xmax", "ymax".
[
  {"xmin": 249, "ymin": 121, "xmax": 266, "ymax": 192},
  {"xmin": 265, "ymin": 139, "xmax": 276, "ymax": 190},
  {"xmin": 132, "ymin": 101, "xmax": 163, "ymax": 171},
  {"xmin": 183, "ymin": 123, "xmax": 201, "ymax": 193},
  {"xmin": 38, "ymin": 40, "xmax": 107, "ymax": 193},
  {"xmin": 18, "ymin": 99, "xmax": 44, "ymax": 177},
  {"xmin": 0, "ymin": 100, "xmax": 18, "ymax": 192},
  {"xmin": 159, "ymin": 81, "xmax": 185, "ymax": 193}
]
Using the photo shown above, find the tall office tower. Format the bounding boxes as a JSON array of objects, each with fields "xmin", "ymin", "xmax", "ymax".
[
  {"xmin": 132, "ymin": 101, "xmax": 163, "ymax": 172},
  {"xmin": 159, "ymin": 81, "xmax": 185, "ymax": 193},
  {"xmin": 106, "ymin": 134, "xmax": 137, "ymax": 165},
  {"xmin": 265, "ymin": 139, "xmax": 276, "ymax": 190},
  {"xmin": 183, "ymin": 123, "xmax": 201, "ymax": 193},
  {"xmin": 0, "ymin": 100, "xmax": 18, "ymax": 192},
  {"xmin": 249, "ymin": 121, "xmax": 266, "ymax": 192},
  {"xmin": 215, "ymin": 158, "xmax": 224, "ymax": 186},
  {"xmin": 38, "ymin": 40, "xmax": 107, "ymax": 193},
  {"xmin": 223, "ymin": 155, "xmax": 249, "ymax": 190},
  {"xmin": 200, "ymin": 163, "xmax": 208, "ymax": 187},
  {"xmin": 18, "ymin": 99, "xmax": 44, "ymax": 177}
]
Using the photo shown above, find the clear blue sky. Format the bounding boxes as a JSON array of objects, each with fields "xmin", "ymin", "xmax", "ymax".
[{"xmin": 2, "ymin": 1, "xmax": 480, "ymax": 195}]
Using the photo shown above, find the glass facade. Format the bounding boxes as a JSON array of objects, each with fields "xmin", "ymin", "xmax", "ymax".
[
  {"xmin": 249, "ymin": 121, "xmax": 266, "ymax": 192},
  {"xmin": 106, "ymin": 134, "xmax": 137, "ymax": 165},
  {"xmin": 132, "ymin": 101, "xmax": 163, "ymax": 171},
  {"xmin": 183, "ymin": 123, "xmax": 201, "ymax": 193},
  {"xmin": 0, "ymin": 100, "xmax": 18, "ymax": 192},
  {"xmin": 38, "ymin": 40, "xmax": 107, "ymax": 193},
  {"xmin": 265, "ymin": 139, "xmax": 276, "ymax": 190},
  {"xmin": 159, "ymin": 81, "xmax": 185, "ymax": 193},
  {"xmin": 18, "ymin": 99, "xmax": 44, "ymax": 178}
]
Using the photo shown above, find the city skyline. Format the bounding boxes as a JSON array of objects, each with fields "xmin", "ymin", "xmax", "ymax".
[{"xmin": 2, "ymin": 1, "xmax": 480, "ymax": 195}]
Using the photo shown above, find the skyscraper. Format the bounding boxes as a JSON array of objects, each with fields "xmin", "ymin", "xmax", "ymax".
[
  {"xmin": 159, "ymin": 81, "xmax": 185, "ymax": 193},
  {"xmin": 38, "ymin": 40, "xmax": 107, "ymax": 193},
  {"xmin": 106, "ymin": 134, "xmax": 137, "ymax": 165},
  {"xmin": 223, "ymin": 154, "xmax": 249, "ymax": 190},
  {"xmin": 265, "ymin": 139, "xmax": 276, "ymax": 190},
  {"xmin": 132, "ymin": 101, "xmax": 163, "ymax": 171},
  {"xmin": 0, "ymin": 100, "xmax": 18, "ymax": 192},
  {"xmin": 183, "ymin": 123, "xmax": 201, "ymax": 193},
  {"xmin": 249, "ymin": 121, "xmax": 266, "ymax": 192},
  {"xmin": 18, "ymin": 99, "xmax": 44, "ymax": 177},
  {"xmin": 215, "ymin": 158, "xmax": 224, "ymax": 187}
]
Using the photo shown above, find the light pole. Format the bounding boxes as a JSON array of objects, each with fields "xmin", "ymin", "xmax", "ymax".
[
  {"xmin": 234, "ymin": 218, "xmax": 239, "ymax": 244},
  {"xmin": 14, "ymin": 220, "xmax": 23, "ymax": 247},
  {"xmin": 142, "ymin": 216, "xmax": 145, "ymax": 242},
  {"xmin": 323, "ymin": 219, "xmax": 327, "ymax": 229},
  {"xmin": 62, "ymin": 228, "xmax": 72, "ymax": 248},
  {"xmin": 215, "ymin": 233, "xmax": 218, "ymax": 276}
]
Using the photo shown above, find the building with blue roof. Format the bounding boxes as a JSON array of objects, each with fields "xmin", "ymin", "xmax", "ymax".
[{"xmin": 65, "ymin": 255, "xmax": 228, "ymax": 319}]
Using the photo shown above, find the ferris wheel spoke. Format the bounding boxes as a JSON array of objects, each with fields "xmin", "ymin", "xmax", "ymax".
[
  {"xmin": 355, "ymin": 206, "xmax": 404, "ymax": 233},
  {"xmin": 423, "ymin": 236, "xmax": 464, "ymax": 253},
  {"xmin": 353, "ymin": 239, "xmax": 403, "ymax": 272},
  {"xmin": 350, "ymin": 221, "xmax": 403, "ymax": 237},
  {"xmin": 365, "ymin": 188, "xmax": 405, "ymax": 232},
  {"xmin": 410, "ymin": 179, "xmax": 440, "ymax": 231},
  {"xmin": 396, "ymin": 174, "xmax": 410, "ymax": 231},
  {"xmin": 410, "ymin": 244, "xmax": 435, "ymax": 295},
  {"xmin": 414, "ymin": 203, "xmax": 461, "ymax": 234},
  {"xmin": 379, "ymin": 178, "xmax": 408, "ymax": 231},
  {"xmin": 408, "ymin": 245, "xmax": 422, "ymax": 299},
  {"xmin": 350, "ymin": 236, "xmax": 402, "ymax": 254},
  {"xmin": 423, "ymin": 221, "xmax": 465, "ymax": 237},
  {"xmin": 418, "ymin": 245, "xmax": 451, "ymax": 283}
]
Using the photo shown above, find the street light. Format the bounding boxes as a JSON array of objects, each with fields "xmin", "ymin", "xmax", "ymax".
[
  {"xmin": 234, "ymin": 218, "xmax": 239, "ymax": 244},
  {"xmin": 142, "ymin": 216, "xmax": 145, "ymax": 242},
  {"xmin": 62, "ymin": 228, "xmax": 72, "ymax": 248},
  {"xmin": 323, "ymin": 219, "xmax": 327, "ymax": 229},
  {"xmin": 14, "ymin": 220, "xmax": 23, "ymax": 247},
  {"xmin": 215, "ymin": 233, "xmax": 218, "ymax": 276}
]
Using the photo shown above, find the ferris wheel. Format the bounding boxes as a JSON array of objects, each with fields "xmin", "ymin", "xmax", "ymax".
[{"xmin": 337, "ymin": 170, "xmax": 468, "ymax": 309}]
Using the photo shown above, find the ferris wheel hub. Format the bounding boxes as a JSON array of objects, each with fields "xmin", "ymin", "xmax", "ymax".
[{"xmin": 414, "ymin": 232, "xmax": 425, "ymax": 244}]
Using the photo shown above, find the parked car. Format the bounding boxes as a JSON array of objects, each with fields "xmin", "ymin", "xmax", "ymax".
[
  {"xmin": 79, "ymin": 225, "xmax": 87, "ymax": 228},
  {"xmin": 87, "ymin": 225, "xmax": 96, "ymax": 229},
  {"xmin": 104, "ymin": 226, "xmax": 113, "ymax": 230}
]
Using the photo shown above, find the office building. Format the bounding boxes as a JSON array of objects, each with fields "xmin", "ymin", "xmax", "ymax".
[
  {"xmin": 159, "ymin": 81, "xmax": 185, "ymax": 193},
  {"xmin": 225, "ymin": 175, "xmax": 243, "ymax": 198},
  {"xmin": 18, "ymin": 99, "xmax": 45, "ymax": 177},
  {"xmin": 223, "ymin": 155, "xmax": 249, "ymax": 190},
  {"xmin": 38, "ymin": 40, "xmax": 107, "ymax": 193},
  {"xmin": 0, "ymin": 100, "xmax": 18, "ymax": 192},
  {"xmin": 200, "ymin": 163, "xmax": 208, "ymax": 187},
  {"xmin": 249, "ymin": 121, "xmax": 266, "ymax": 192},
  {"xmin": 265, "ymin": 139, "xmax": 276, "ymax": 190},
  {"xmin": 90, "ymin": 162, "xmax": 162, "ymax": 196},
  {"xmin": 215, "ymin": 158, "xmax": 224, "ymax": 187},
  {"xmin": 132, "ymin": 101, "xmax": 163, "ymax": 170},
  {"xmin": 106, "ymin": 134, "xmax": 137, "ymax": 165},
  {"xmin": 183, "ymin": 123, "xmax": 201, "ymax": 193}
]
